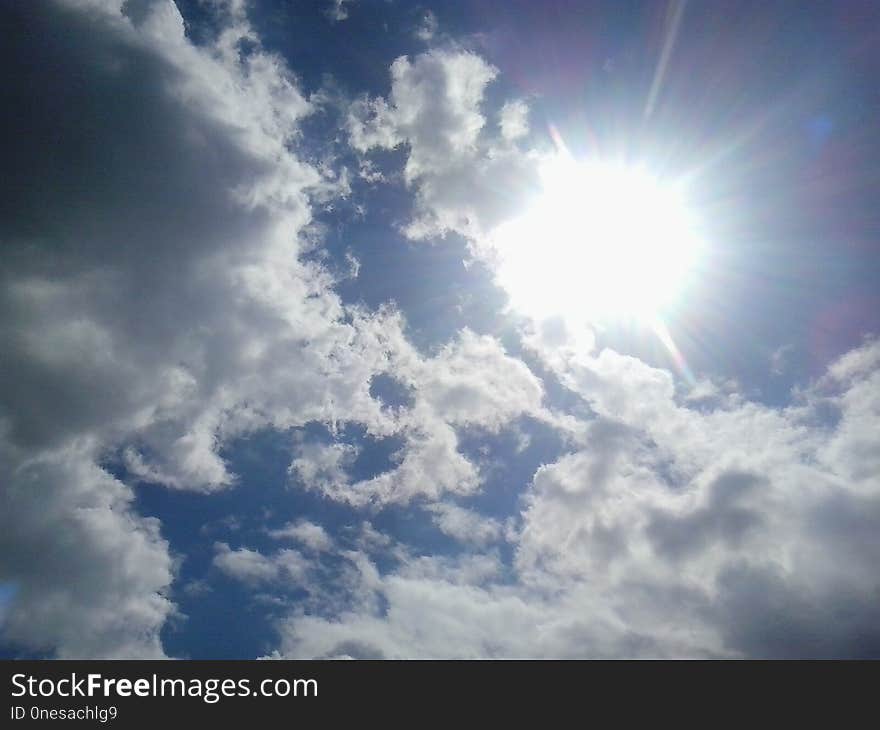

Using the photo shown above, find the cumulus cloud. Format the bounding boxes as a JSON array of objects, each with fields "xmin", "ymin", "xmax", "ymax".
[
  {"xmin": 517, "ymin": 338, "xmax": 880, "ymax": 656},
  {"xmin": 202, "ymin": 10, "xmax": 880, "ymax": 659},
  {"xmin": 415, "ymin": 10, "xmax": 438, "ymax": 42},
  {"xmin": 213, "ymin": 543, "xmax": 309, "ymax": 586},
  {"xmin": 0, "ymin": 0, "xmax": 407, "ymax": 656},
  {"xmin": 347, "ymin": 49, "xmax": 541, "ymax": 242},
  {"xmin": 326, "ymin": 0, "xmax": 353, "ymax": 23},
  {"xmin": 271, "ymin": 547, "xmax": 711, "ymax": 659},
  {"xmin": 427, "ymin": 502, "xmax": 505, "ymax": 547},
  {"xmin": 817, "ymin": 339, "xmax": 880, "ymax": 484},
  {"xmin": 498, "ymin": 99, "xmax": 530, "ymax": 141},
  {"xmin": 271, "ymin": 340, "xmax": 880, "ymax": 658},
  {"xmin": 413, "ymin": 329, "xmax": 545, "ymax": 431},
  {"xmin": 1, "ymin": 0, "xmax": 373, "ymax": 484},
  {"xmin": 268, "ymin": 520, "xmax": 334, "ymax": 552},
  {"xmin": 0, "ymin": 3, "xmax": 554, "ymax": 656},
  {"xmin": 0, "ymin": 443, "xmax": 173, "ymax": 658},
  {"xmin": 3, "ymin": 1, "xmax": 878, "ymax": 661},
  {"xmin": 288, "ymin": 328, "xmax": 548, "ymax": 505}
]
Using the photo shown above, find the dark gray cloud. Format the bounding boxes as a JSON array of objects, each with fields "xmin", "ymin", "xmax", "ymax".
[
  {"xmin": 717, "ymin": 562, "xmax": 880, "ymax": 659},
  {"xmin": 0, "ymin": 0, "xmax": 377, "ymax": 656},
  {"xmin": 646, "ymin": 471, "xmax": 764, "ymax": 561},
  {"xmin": 1, "ymin": 1, "xmax": 275, "ymax": 451}
]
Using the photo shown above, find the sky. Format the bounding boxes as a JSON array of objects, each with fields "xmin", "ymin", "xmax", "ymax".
[{"xmin": 1, "ymin": 0, "xmax": 879, "ymax": 659}]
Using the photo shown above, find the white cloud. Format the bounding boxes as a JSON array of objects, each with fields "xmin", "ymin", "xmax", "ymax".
[
  {"xmin": 0, "ymin": 443, "xmax": 173, "ymax": 658},
  {"xmin": 513, "ymin": 335, "xmax": 880, "ymax": 656},
  {"xmin": 817, "ymin": 338, "xmax": 880, "ymax": 485},
  {"xmin": 427, "ymin": 502, "xmax": 504, "ymax": 547},
  {"xmin": 412, "ymin": 329, "xmax": 545, "ymax": 431},
  {"xmin": 346, "ymin": 49, "xmax": 541, "ymax": 242},
  {"xmin": 213, "ymin": 543, "xmax": 281, "ymax": 585},
  {"xmin": 0, "ymin": 0, "xmax": 410, "ymax": 656},
  {"xmin": 271, "ymin": 340, "xmax": 880, "ymax": 658},
  {"xmin": 347, "ymin": 96, "xmax": 400, "ymax": 153},
  {"xmin": 213, "ymin": 543, "xmax": 309, "ymax": 586},
  {"xmin": 292, "ymin": 419, "xmax": 479, "ymax": 507},
  {"xmin": 498, "ymin": 99, "xmax": 530, "ymax": 141},
  {"xmin": 289, "ymin": 441, "xmax": 359, "ymax": 497},
  {"xmin": 415, "ymin": 11, "xmax": 438, "ymax": 42},
  {"xmin": 4, "ymin": 1, "xmax": 879, "ymax": 661},
  {"xmin": 326, "ymin": 0, "xmax": 353, "ymax": 22},
  {"xmin": 287, "ymin": 328, "xmax": 548, "ymax": 505},
  {"xmin": 268, "ymin": 520, "xmax": 334, "ymax": 552},
  {"xmin": 270, "ymin": 548, "xmax": 712, "ymax": 659}
]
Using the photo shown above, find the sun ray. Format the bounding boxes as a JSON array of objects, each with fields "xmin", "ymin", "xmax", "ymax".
[{"xmin": 649, "ymin": 315, "xmax": 696, "ymax": 385}]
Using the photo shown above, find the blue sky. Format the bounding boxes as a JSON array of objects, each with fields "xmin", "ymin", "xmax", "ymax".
[{"xmin": 1, "ymin": 0, "xmax": 879, "ymax": 659}]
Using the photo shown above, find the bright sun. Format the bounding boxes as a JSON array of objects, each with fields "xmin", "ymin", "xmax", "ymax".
[{"xmin": 491, "ymin": 155, "xmax": 702, "ymax": 324}]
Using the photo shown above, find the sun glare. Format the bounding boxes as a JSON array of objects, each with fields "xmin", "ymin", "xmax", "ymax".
[{"xmin": 492, "ymin": 156, "xmax": 702, "ymax": 324}]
